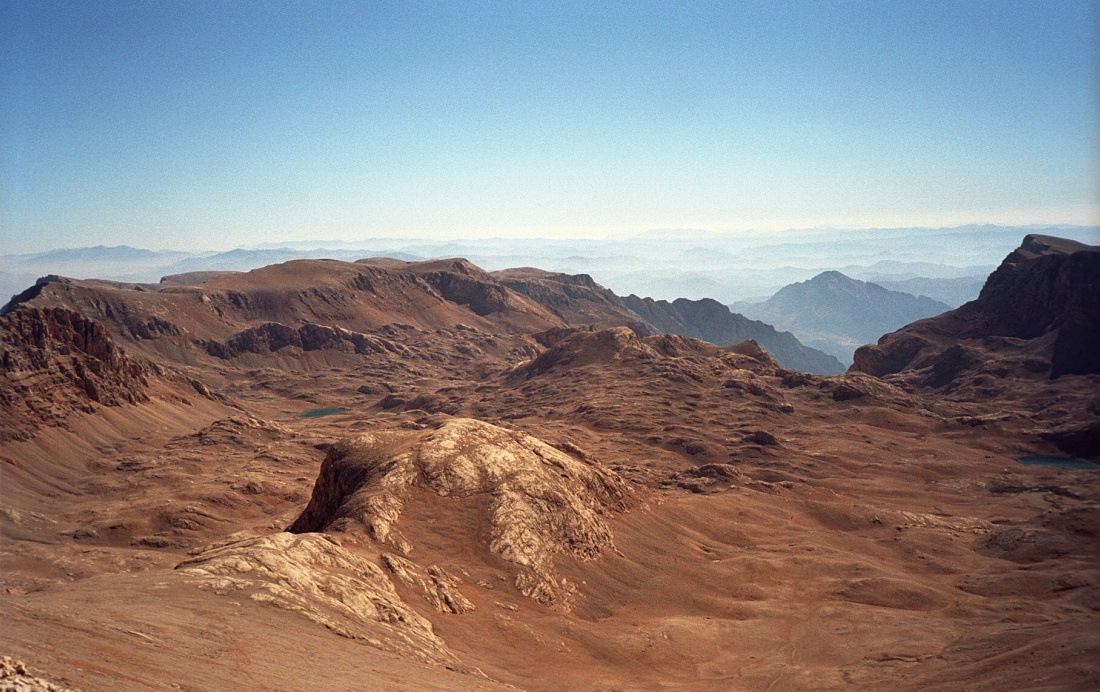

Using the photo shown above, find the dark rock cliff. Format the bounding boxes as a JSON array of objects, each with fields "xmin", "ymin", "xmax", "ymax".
[{"xmin": 851, "ymin": 234, "xmax": 1100, "ymax": 380}]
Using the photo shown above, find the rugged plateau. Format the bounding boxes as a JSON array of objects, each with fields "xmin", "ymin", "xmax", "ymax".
[{"xmin": 1, "ymin": 236, "xmax": 1098, "ymax": 690}]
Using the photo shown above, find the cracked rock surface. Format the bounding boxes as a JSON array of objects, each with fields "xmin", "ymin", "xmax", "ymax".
[{"xmin": 290, "ymin": 418, "xmax": 634, "ymax": 609}]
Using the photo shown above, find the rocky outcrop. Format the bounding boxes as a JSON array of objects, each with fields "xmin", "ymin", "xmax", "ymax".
[
  {"xmin": 201, "ymin": 322, "xmax": 408, "ymax": 359},
  {"xmin": 289, "ymin": 419, "xmax": 634, "ymax": 609},
  {"xmin": 0, "ymin": 307, "xmax": 155, "ymax": 440},
  {"xmin": 176, "ymin": 532, "xmax": 454, "ymax": 663},
  {"xmin": 851, "ymin": 234, "xmax": 1100, "ymax": 381},
  {"xmin": 510, "ymin": 326, "xmax": 658, "ymax": 379},
  {"xmin": 0, "ymin": 656, "xmax": 78, "ymax": 692},
  {"xmin": 380, "ymin": 552, "xmax": 476, "ymax": 614},
  {"xmin": 512, "ymin": 327, "xmax": 781, "ymax": 384},
  {"xmin": 403, "ymin": 259, "xmax": 516, "ymax": 316}
]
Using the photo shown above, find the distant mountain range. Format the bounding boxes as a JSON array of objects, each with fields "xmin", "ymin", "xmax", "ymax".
[
  {"xmin": 0, "ymin": 251, "xmax": 846, "ymax": 375},
  {"xmin": 5, "ymin": 225, "xmax": 1095, "ymax": 308},
  {"xmin": 5, "ymin": 227, "xmax": 1096, "ymax": 371},
  {"xmin": 732, "ymin": 271, "xmax": 951, "ymax": 365}
]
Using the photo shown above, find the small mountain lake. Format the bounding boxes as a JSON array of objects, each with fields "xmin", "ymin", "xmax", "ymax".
[
  {"xmin": 299, "ymin": 407, "xmax": 347, "ymax": 419},
  {"xmin": 1018, "ymin": 456, "xmax": 1099, "ymax": 470}
]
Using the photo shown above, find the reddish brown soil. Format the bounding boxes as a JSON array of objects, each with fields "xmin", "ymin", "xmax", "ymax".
[{"xmin": 1, "ymin": 253, "xmax": 1097, "ymax": 690}]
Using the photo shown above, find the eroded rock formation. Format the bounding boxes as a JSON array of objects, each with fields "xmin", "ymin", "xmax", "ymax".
[
  {"xmin": 176, "ymin": 532, "xmax": 455, "ymax": 663},
  {"xmin": 0, "ymin": 307, "xmax": 155, "ymax": 440},
  {"xmin": 289, "ymin": 418, "xmax": 634, "ymax": 608}
]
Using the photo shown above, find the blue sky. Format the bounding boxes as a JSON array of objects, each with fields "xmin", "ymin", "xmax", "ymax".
[{"xmin": 2, "ymin": 0, "xmax": 1097, "ymax": 253}]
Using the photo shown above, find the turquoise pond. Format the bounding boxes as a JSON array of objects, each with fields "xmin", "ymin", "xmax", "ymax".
[
  {"xmin": 1017, "ymin": 456, "xmax": 1100, "ymax": 470},
  {"xmin": 299, "ymin": 407, "xmax": 347, "ymax": 419}
]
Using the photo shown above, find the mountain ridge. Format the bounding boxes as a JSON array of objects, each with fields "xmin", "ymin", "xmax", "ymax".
[{"xmin": 2, "ymin": 259, "xmax": 841, "ymax": 375}]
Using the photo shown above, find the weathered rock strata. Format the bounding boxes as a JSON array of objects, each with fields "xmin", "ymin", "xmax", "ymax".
[
  {"xmin": 176, "ymin": 532, "xmax": 455, "ymax": 663},
  {"xmin": 289, "ymin": 418, "xmax": 634, "ymax": 609},
  {"xmin": 0, "ymin": 307, "xmax": 155, "ymax": 439}
]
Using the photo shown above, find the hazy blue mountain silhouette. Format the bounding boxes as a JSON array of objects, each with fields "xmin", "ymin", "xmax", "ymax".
[{"xmin": 733, "ymin": 271, "xmax": 950, "ymax": 365}]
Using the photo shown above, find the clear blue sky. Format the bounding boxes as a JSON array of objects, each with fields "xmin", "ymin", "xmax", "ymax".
[{"xmin": 2, "ymin": 0, "xmax": 1097, "ymax": 253}]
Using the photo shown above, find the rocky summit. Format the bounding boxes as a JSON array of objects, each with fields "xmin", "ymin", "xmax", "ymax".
[{"xmin": 1, "ymin": 238, "xmax": 1098, "ymax": 690}]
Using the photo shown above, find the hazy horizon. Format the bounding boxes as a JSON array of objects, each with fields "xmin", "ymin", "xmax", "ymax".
[
  {"xmin": 3, "ymin": 2, "xmax": 1098, "ymax": 255},
  {"xmin": 3, "ymin": 222, "xmax": 1098, "ymax": 257},
  {"xmin": 3, "ymin": 223, "xmax": 1096, "ymax": 314}
]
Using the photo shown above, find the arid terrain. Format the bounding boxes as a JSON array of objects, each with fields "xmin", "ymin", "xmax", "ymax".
[{"xmin": 2, "ymin": 235, "xmax": 1098, "ymax": 690}]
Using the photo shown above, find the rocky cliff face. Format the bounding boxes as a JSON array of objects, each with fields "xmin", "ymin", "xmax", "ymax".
[
  {"xmin": 493, "ymin": 267, "xmax": 647, "ymax": 330},
  {"xmin": 965, "ymin": 236, "xmax": 1100, "ymax": 378},
  {"xmin": 849, "ymin": 234, "xmax": 1100, "ymax": 457},
  {"xmin": 0, "ymin": 307, "xmax": 158, "ymax": 439},
  {"xmin": 396, "ymin": 259, "xmax": 563, "ymax": 330},
  {"xmin": 851, "ymin": 235, "xmax": 1100, "ymax": 380},
  {"xmin": 201, "ymin": 321, "xmax": 409, "ymax": 359},
  {"xmin": 409, "ymin": 260, "xmax": 513, "ymax": 316}
]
